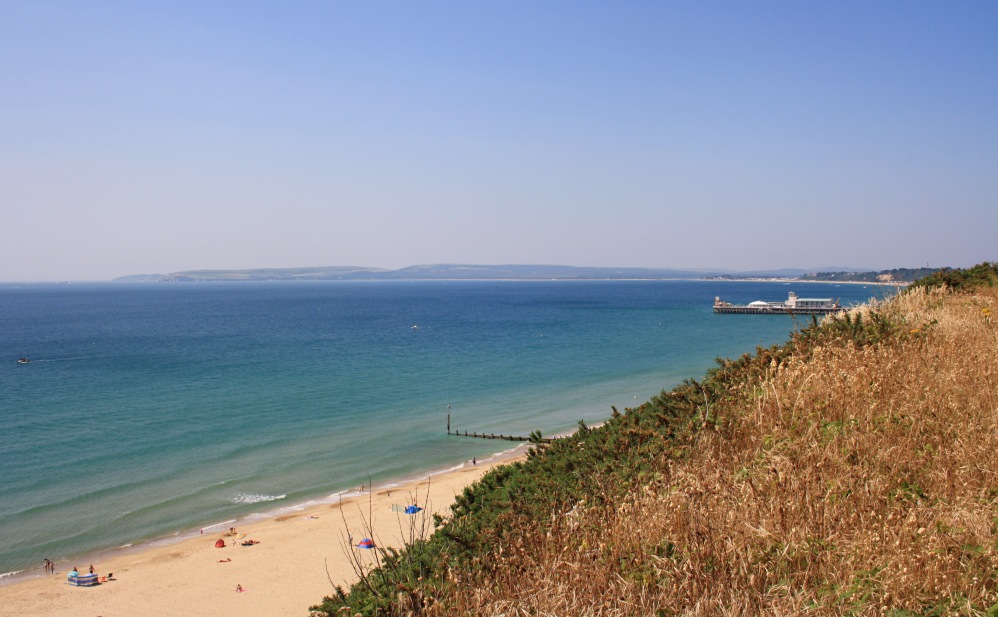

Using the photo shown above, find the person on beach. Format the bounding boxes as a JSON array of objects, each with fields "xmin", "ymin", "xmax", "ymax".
[
  {"xmin": 89, "ymin": 565, "xmax": 95, "ymax": 574},
  {"xmin": 235, "ymin": 584, "xmax": 244, "ymax": 592}
]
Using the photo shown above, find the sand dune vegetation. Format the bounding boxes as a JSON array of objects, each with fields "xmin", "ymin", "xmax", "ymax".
[{"xmin": 317, "ymin": 263, "xmax": 998, "ymax": 616}]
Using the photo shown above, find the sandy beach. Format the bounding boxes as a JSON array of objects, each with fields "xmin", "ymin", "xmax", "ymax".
[{"xmin": 0, "ymin": 454, "xmax": 520, "ymax": 617}]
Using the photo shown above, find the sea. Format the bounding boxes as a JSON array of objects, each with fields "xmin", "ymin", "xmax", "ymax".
[{"xmin": 0, "ymin": 279, "xmax": 891, "ymax": 582}]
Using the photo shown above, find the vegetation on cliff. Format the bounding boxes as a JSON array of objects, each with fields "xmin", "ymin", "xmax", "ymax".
[
  {"xmin": 315, "ymin": 263, "xmax": 998, "ymax": 616},
  {"xmin": 800, "ymin": 267, "xmax": 942, "ymax": 283}
]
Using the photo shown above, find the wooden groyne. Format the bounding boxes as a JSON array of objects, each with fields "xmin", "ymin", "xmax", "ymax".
[
  {"xmin": 447, "ymin": 406, "xmax": 553, "ymax": 444},
  {"xmin": 448, "ymin": 429, "xmax": 553, "ymax": 444}
]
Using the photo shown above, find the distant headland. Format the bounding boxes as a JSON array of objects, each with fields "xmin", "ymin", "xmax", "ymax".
[{"xmin": 114, "ymin": 264, "xmax": 940, "ymax": 283}]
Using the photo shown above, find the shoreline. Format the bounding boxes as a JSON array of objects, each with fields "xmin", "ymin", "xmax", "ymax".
[
  {"xmin": 0, "ymin": 445, "xmax": 530, "ymax": 617},
  {"xmin": 0, "ymin": 442, "xmax": 529, "ymax": 587}
]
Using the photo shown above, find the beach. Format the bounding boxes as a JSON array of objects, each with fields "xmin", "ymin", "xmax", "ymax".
[{"xmin": 0, "ymin": 454, "xmax": 518, "ymax": 617}]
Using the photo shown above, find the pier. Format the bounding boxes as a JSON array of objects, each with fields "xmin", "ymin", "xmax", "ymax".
[
  {"xmin": 713, "ymin": 291, "xmax": 843, "ymax": 315},
  {"xmin": 712, "ymin": 304, "xmax": 842, "ymax": 315}
]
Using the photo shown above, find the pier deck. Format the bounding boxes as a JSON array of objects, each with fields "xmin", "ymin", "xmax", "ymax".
[{"xmin": 713, "ymin": 305, "xmax": 842, "ymax": 315}]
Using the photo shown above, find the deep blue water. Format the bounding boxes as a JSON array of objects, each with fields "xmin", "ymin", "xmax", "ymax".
[{"xmin": 0, "ymin": 280, "xmax": 889, "ymax": 579}]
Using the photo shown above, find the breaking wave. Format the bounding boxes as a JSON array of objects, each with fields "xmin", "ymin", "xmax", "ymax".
[{"xmin": 231, "ymin": 493, "xmax": 287, "ymax": 505}]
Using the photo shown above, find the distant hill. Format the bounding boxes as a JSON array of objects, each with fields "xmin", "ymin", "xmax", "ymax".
[
  {"xmin": 115, "ymin": 264, "xmax": 898, "ymax": 283},
  {"xmin": 114, "ymin": 273, "xmax": 170, "ymax": 283},
  {"xmin": 117, "ymin": 264, "xmax": 723, "ymax": 282},
  {"xmin": 382, "ymin": 264, "xmax": 715, "ymax": 280},
  {"xmin": 166, "ymin": 266, "xmax": 387, "ymax": 282}
]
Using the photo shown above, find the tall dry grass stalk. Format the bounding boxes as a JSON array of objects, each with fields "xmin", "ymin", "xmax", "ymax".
[{"xmin": 436, "ymin": 285, "xmax": 998, "ymax": 616}]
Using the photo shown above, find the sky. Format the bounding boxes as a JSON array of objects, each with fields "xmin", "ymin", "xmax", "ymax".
[{"xmin": 1, "ymin": 1, "xmax": 996, "ymax": 281}]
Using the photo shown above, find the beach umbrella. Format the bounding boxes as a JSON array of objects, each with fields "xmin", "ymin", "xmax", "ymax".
[
  {"xmin": 404, "ymin": 505, "xmax": 422, "ymax": 515},
  {"xmin": 357, "ymin": 538, "xmax": 375, "ymax": 549}
]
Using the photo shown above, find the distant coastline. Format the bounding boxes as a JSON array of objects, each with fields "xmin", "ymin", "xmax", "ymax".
[
  {"xmin": 703, "ymin": 277, "xmax": 907, "ymax": 287},
  {"xmin": 114, "ymin": 264, "xmax": 938, "ymax": 284}
]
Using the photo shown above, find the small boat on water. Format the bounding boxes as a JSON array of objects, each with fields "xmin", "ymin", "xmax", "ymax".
[
  {"xmin": 17, "ymin": 357, "xmax": 30, "ymax": 364},
  {"xmin": 713, "ymin": 292, "xmax": 842, "ymax": 315}
]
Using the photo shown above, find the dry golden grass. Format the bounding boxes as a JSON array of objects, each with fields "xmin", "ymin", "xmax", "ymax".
[{"xmin": 436, "ymin": 285, "xmax": 998, "ymax": 616}]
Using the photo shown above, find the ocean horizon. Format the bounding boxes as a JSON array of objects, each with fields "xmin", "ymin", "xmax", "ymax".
[{"xmin": 0, "ymin": 279, "xmax": 891, "ymax": 583}]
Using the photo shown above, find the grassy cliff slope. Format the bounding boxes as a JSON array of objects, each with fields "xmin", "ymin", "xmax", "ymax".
[{"xmin": 316, "ymin": 263, "xmax": 998, "ymax": 616}]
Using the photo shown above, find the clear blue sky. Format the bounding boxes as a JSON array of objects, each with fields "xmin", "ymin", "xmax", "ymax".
[{"xmin": 2, "ymin": 1, "xmax": 996, "ymax": 281}]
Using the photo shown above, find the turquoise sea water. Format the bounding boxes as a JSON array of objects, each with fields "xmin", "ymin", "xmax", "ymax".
[{"xmin": 0, "ymin": 280, "xmax": 890, "ymax": 580}]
